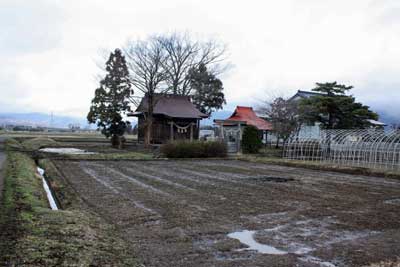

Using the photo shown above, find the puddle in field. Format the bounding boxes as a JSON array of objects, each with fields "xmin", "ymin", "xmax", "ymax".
[
  {"xmin": 224, "ymin": 215, "xmax": 381, "ymax": 266},
  {"xmin": 249, "ymin": 176, "xmax": 294, "ymax": 183},
  {"xmin": 39, "ymin": 147, "xmax": 97, "ymax": 155},
  {"xmin": 384, "ymin": 198, "xmax": 400, "ymax": 205},
  {"xmin": 228, "ymin": 230, "xmax": 287, "ymax": 255}
]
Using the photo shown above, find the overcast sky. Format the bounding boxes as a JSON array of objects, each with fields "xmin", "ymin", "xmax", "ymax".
[{"xmin": 1, "ymin": 0, "xmax": 399, "ymax": 119}]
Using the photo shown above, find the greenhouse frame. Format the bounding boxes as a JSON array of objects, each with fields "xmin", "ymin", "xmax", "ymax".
[{"xmin": 284, "ymin": 129, "xmax": 400, "ymax": 170}]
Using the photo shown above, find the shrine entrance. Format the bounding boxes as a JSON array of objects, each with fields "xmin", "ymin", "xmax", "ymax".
[
  {"xmin": 213, "ymin": 106, "xmax": 273, "ymax": 153},
  {"xmin": 214, "ymin": 119, "xmax": 246, "ymax": 154},
  {"xmin": 169, "ymin": 121, "xmax": 196, "ymax": 142},
  {"xmin": 224, "ymin": 128, "xmax": 241, "ymax": 153}
]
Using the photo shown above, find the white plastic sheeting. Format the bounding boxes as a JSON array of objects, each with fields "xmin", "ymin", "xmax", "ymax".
[
  {"xmin": 284, "ymin": 129, "xmax": 400, "ymax": 170},
  {"xmin": 39, "ymin": 148, "xmax": 96, "ymax": 155},
  {"xmin": 37, "ymin": 167, "xmax": 58, "ymax": 210}
]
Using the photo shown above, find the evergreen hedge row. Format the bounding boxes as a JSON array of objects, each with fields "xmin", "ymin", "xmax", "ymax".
[{"xmin": 161, "ymin": 140, "xmax": 227, "ymax": 158}]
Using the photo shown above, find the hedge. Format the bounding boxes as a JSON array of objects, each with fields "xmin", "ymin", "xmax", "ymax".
[{"xmin": 161, "ymin": 140, "xmax": 227, "ymax": 158}]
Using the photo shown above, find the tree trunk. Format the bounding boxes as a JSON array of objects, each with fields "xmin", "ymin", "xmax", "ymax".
[
  {"xmin": 111, "ymin": 134, "xmax": 121, "ymax": 148},
  {"xmin": 275, "ymin": 136, "xmax": 280, "ymax": 149},
  {"xmin": 144, "ymin": 115, "xmax": 153, "ymax": 147},
  {"xmin": 144, "ymin": 94, "xmax": 154, "ymax": 147}
]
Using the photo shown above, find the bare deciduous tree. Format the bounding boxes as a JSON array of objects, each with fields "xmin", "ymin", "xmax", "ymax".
[
  {"xmin": 124, "ymin": 37, "xmax": 169, "ymax": 146},
  {"xmin": 156, "ymin": 33, "xmax": 228, "ymax": 95},
  {"xmin": 259, "ymin": 96, "xmax": 301, "ymax": 148},
  {"xmin": 120, "ymin": 32, "xmax": 229, "ymax": 145}
]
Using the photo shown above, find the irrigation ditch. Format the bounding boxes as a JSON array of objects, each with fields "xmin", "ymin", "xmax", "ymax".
[{"xmin": 36, "ymin": 165, "xmax": 59, "ymax": 210}]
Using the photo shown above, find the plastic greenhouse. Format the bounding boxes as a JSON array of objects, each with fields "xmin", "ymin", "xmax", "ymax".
[{"xmin": 284, "ymin": 129, "xmax": 400, "ymax": 170}]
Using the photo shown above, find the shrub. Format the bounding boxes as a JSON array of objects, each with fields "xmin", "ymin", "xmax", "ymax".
[
  {"xmin": 203, "ymin": 141, "xmax": 228, "ymax": 157},
  {"xmin": 241, "ymin": 125, "xmax": 262, "ymax": 153},
  {"xmin": 161, "ymin": 140, "xmax": 227, "ymax": 158}
]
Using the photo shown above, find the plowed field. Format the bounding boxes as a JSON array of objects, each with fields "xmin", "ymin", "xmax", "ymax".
[{"xmin": 54, "ymin": 159, "xmax": 400, "ymax": 267}]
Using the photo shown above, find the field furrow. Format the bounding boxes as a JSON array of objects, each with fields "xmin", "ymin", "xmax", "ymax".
[{"xmin": 54, "ymin": 159, "xmax": 400, "ymax": 267}]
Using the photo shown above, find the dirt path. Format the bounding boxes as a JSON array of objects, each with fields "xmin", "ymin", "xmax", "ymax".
[
  {"xmin": 0, "ymin": 137, "xmax": 6, "ymax": 202},
  {"xmin": 54, "ymin": 159, "xmax": 400, "ymax": 267}
]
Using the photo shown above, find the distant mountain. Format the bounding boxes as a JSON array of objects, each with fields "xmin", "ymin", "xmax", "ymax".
[
  {"xmin": 0, "ymin": 107, "xmax": 234, "ymax": 129},
  {"xmin": 5, "ymin": 109, "xmax": 392, "ymax": 130},
  {"xmin": 0, "ymin": 112, "xmax": 92, "ymax": 129},
  {"xmin": 377, "ymin": 111, "xmax": 399, "ymax": 127}
]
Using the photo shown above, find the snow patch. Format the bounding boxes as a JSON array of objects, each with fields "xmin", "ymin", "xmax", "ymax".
[
  {"xmin": 125, "ymin": 167, "xmax": 195, "ymax": 191},
  {"xmin": 227, "ymin": 230, "xmax": 287, "ymax": 255},
  {"xmin": 134, "ymin": 201, "xmax": 157, "ymax": 214},
  {"xmin": 106, "ymin": 167, "xmax": 171, "ymax": 196},
  {"xmin": 81, "ymin": 164, "xmax": 159, "ymax": 215},
  {"xmin": 82, "ymin": 167, "xmax": 120, "ymax": 194},
  {"xmin": 179, "ymin": 168, "xmax": 243, "ymax": 185},
  {"xmin": 37, "ymin": 167, "xmax": 58, "ymax": 210},
  {"xmin": 299, "ymin": 256, "xmax": 337, "ymax": 267},
  {"xmin": 86, "ymin": 163, "xmax": 171, "ymax": 196},
  {"xmin": 39, "ymin": 147, "xmax": 97, "ymax": 155}
]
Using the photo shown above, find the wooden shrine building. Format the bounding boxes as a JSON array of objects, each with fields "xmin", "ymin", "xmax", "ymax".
[{"xmin": 129, "ymin": 94, "xmax": 208, "ymax": 144}]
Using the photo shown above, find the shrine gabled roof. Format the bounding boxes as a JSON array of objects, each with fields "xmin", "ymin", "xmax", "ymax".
[
  {"xmin": 223, "ymin": 106, "xmax": 272, "ymax": 130},
  {"xmin": 128, "ymin": 94, "xmax": 208, "ymax": 119}
]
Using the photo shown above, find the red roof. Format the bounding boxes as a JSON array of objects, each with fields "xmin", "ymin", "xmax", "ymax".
[{"xmin": 225, "ymin": 106, "xmax": 272, "ymax": 130}]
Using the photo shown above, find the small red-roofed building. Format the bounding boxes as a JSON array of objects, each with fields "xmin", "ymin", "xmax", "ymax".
[{"xmin": 214, "ymin": 106, "xmax": 272, "ymax": 152}]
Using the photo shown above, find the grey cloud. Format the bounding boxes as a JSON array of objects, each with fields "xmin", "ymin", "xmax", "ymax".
[
  {"xmin": 0, "ymin": 0, "xmax": 399, "ymax": 121},
  {"xmin": 0, "ymin": 66, "xmax": 30, "ymax": 112},
  {"xmin": 0, "ymin": 0, "xmax": 65, "ymax": 56},
  {"xmin": 378, "ymin": 7, "xmax": 400, "ymax": 25}
]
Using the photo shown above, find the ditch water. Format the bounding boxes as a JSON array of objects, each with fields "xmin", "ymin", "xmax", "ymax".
[{"xmin": 249, "ymin": 176, "xmax": 294, "ymax": 183}]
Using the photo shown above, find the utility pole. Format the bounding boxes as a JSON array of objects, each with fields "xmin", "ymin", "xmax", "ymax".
[{"xmin": 50, "ymin": 112, "xmax": 54, "ymax": 128}]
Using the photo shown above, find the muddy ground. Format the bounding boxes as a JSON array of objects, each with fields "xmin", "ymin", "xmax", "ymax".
[{"xmin": 53, "ymin": 159, "xmax": 400, "ymax": 267}]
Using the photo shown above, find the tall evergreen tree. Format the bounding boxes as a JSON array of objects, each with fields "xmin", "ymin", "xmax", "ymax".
[
  {"xmin": 188, "ymin": 63, "xmax": 225, "ymax": 116},
  {"xmin": 87, "ymin": 49, "xmax": 133, "ymax": 147},
  {"xmin": 299, "ymin": 82, "xmax": 378, "ymax": 129}
]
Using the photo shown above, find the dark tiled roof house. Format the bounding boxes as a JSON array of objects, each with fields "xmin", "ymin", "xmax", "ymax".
[{"xmin": 128, "ymin": 94, "xmax": 208, "ymax": 144}]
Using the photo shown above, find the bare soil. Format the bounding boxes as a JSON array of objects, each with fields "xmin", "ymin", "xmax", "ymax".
[{"xmin": 53, "ymin": 159, "xmax": 400, "ymax": 267}]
